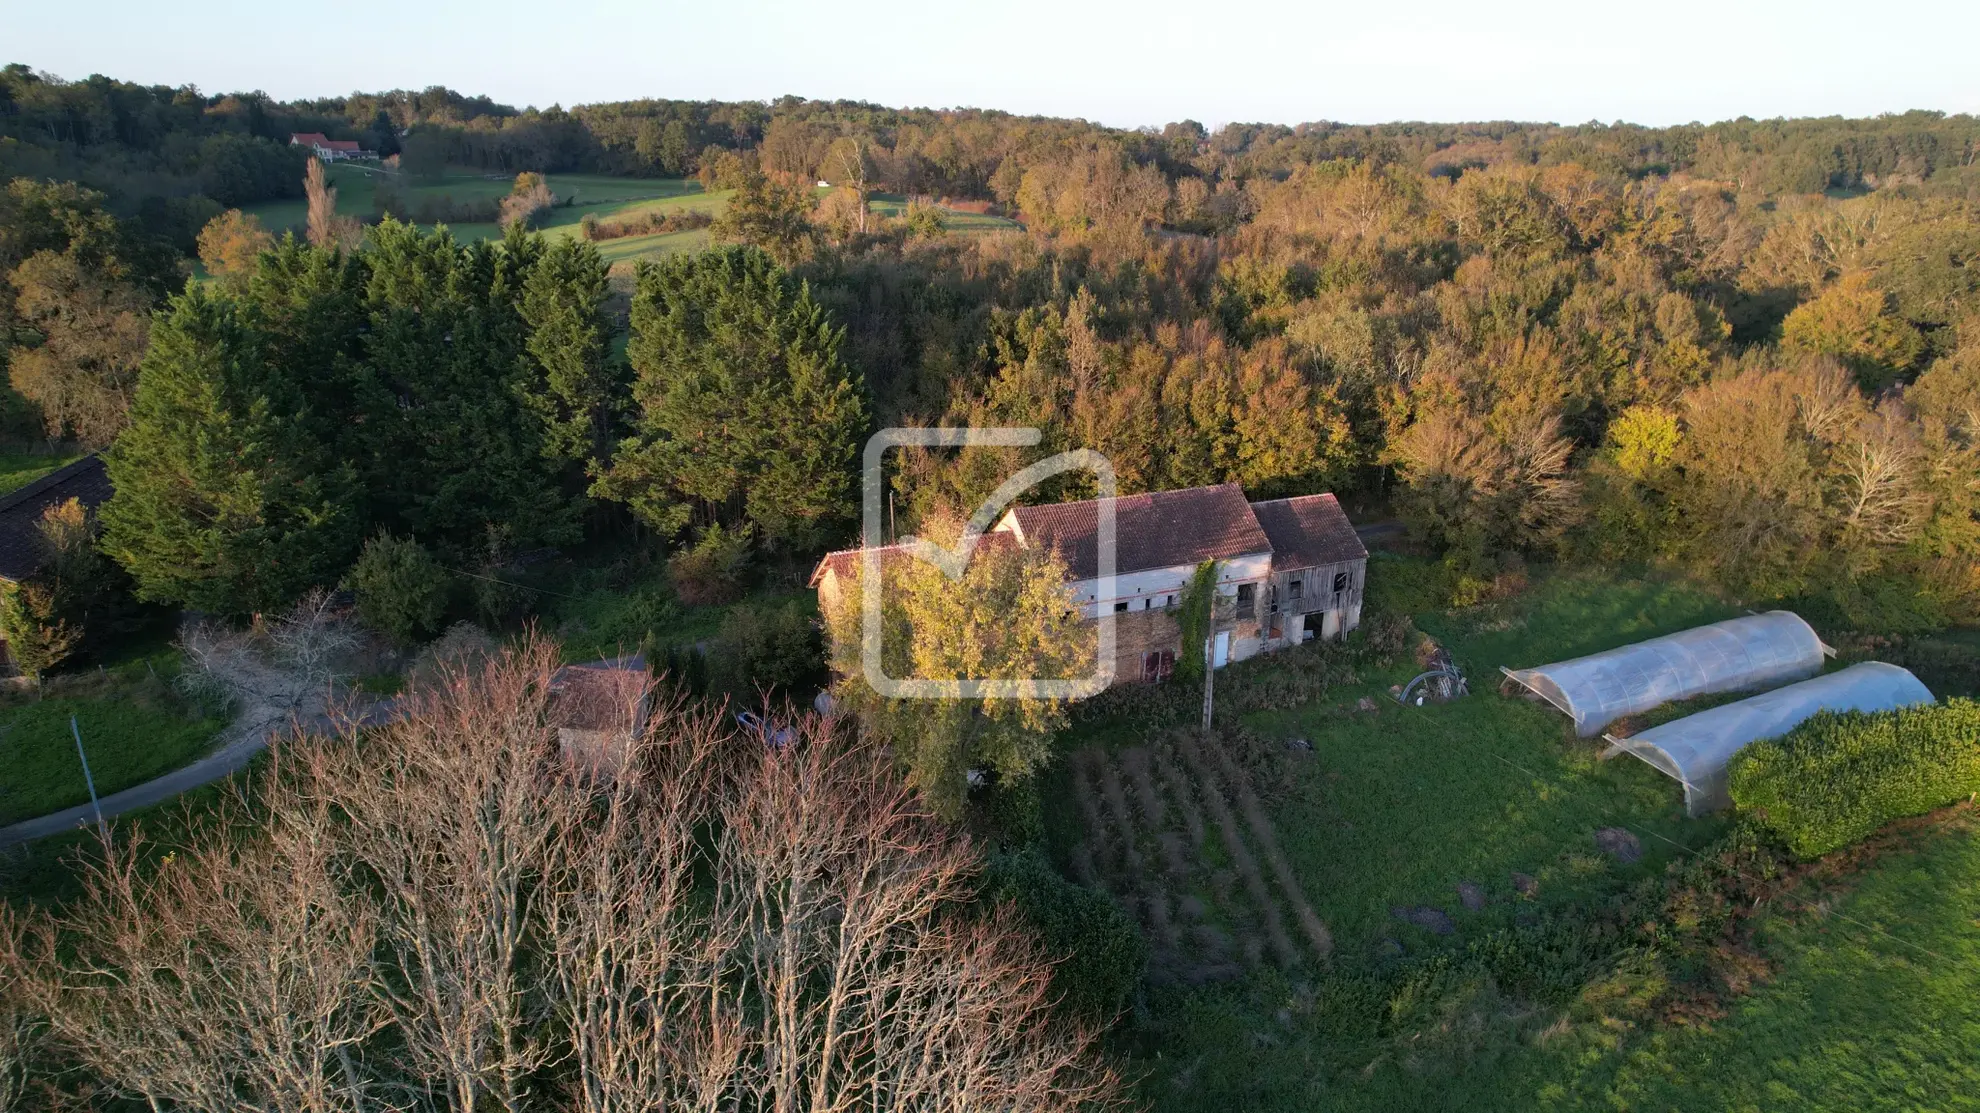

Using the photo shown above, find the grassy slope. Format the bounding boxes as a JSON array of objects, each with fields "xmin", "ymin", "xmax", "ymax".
[
  {"xmin": 243, "ymin": 170, "xmax": 1015, "ymax": 267},
  {"xmin": 1088, "ymin": 568, "xmax": 1729, "ymax": 1111},
  {"xmin": 867, "ymin": 192, "xmax": 1020, "ymax": 233},
  {"xmin": 0, "ymin": 763, "xmax": 257, "ymax": 911},
  {"xmin": 523, "ymin": 547, "xmax": 814, "ymax": 666},
  {"xmin": 0, "ymin": 664, "xmax": 227, "ymax": 827},
  {"xmin": 1065, "ymin": 563, "xmax": 1977, "ymax": 1112},
  {"xmin": 0, "ymin": 452, "xmax": 82, "ymax": 497},
  {"xmin": 1513, "ymin": 810, "xmax": 1980, "ymax": 1112},
  {"xmin": 242, "ymin": 167, "xmax": 726, "ymax": 264}
]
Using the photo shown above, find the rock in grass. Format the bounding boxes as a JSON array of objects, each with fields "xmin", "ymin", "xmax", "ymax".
[
  {"xmin": 1511, "ymin": 871, "xmax": 1539, "ymax": 896},
  {"xmin": 1457, "ymin": 880, "xmax": 1486, "ymax": 911},
  {"xmin": 1594, "ymin": 827, "xmax": 1643, "ymax": 864}
]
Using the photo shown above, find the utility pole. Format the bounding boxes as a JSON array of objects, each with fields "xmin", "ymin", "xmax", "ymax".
[
  {"xmin": 70, "ymin": 713, "xmax": 108, "ymax": 841},
  {"xmin": 1200, "ymin": 634, "xmax": 1214, "ymax": 732}
]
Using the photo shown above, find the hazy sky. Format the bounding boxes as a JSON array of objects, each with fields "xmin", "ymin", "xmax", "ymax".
[{"xmin": 9, "ymin": 0, "xmax": 1978, "ymax": 128}]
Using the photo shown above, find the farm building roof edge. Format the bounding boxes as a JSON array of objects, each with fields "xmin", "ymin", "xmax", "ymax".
[
  {"xmin": 0, "ymin": 454, "xmax": 111, "ymax": 584},
  {"xmin": 810, "ymin": 482, "xmax": 1364, "ymax": 587}
]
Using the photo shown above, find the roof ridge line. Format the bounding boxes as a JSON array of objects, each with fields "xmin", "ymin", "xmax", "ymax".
[{"xmin": 0, "ymin": 453, "xmax": 102, "ymax": 516}]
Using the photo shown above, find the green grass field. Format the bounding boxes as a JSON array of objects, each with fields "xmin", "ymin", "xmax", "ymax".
[
  {"xmin": 867, "ymin": 192, "xmax": 1021, "ymax": 234},
  {"xmin": 241, "ymin": 166, "xmax": 726, "ymax": 265},
  {"xmin": 241, "ymin": 168, "xmax": 1015, "ymax": 267},
  {"xmin": 0, "ymin": 452, "xmax": 82, "ymax": 497},
  {"xmin": 1491, "ymin": 807, "xmax": 1980, "ymax": 1112},
  {"xmin": 516, "ymin": 546, "xmax": 813, "ymax": 666},
  {"xmin": 1046, "ymin": 562, "xmax": 1980, "ymax": 1112},
  {"xmin": 0, "ymin": 666, "xmax": 227, "ymax": 828}
]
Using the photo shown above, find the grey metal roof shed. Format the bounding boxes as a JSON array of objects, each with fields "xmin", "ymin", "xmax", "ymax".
[
  {"xmin": 1604, "ymin": 661, "xmax": 1935, "ymax": 816},
  {"xmin": 1500, "ymin": 611, "xmax": 1829, "ymax": 738}
]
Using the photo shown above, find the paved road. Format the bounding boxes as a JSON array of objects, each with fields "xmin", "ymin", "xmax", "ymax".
[{"xmin": 0, "ymin": 699, "xmax": 399, "ymax": 848}]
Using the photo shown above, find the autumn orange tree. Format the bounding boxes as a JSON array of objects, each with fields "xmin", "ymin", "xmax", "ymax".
[{"xmin": 194, "ymin": 209, "xmax": 275, "ymax": 285}]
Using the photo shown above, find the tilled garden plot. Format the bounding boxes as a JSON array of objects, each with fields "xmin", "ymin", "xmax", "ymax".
[{"xmin": 1068, "ymin": 727, "xmax": 1331, "ymax": 986}]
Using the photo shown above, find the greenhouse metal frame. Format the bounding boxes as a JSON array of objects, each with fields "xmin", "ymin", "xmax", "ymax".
[{"xmin": 1499, "ymin": 611, "xmax": 1830, "ymax": 738}]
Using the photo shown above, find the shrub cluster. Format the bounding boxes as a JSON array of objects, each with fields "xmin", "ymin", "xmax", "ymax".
[
  {"xmin": 982, "ymin": 847, "xmax": 1147, "ymax": 1022},
  {"xmin": 668, "ymin": 523, "xmax": 753, "ymax": 606},
  {"xmin": 373, "ymin": 188, "xmax": 500, "ymax": 224},
  {"xmin": 348, "ymin": 533, "xmax": 452, "ymax": 645},
  {"xmin": 707, "ymin": 598, "xmax": 822, "ymax": 699},
  {"xmin": 581, "ymin": 208, "xmax": 714, "ymax": 241},
  {"xmin": 1729, "ymin": 699, "xmax": 1980, "ymax": 858},
  {"xmin": 1072, "ymin": 611, "xmax": 1410, "ymax": 727}
]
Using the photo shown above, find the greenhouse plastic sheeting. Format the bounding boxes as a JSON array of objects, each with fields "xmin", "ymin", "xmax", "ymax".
[
  {"xmin": 1501, "ymin": 611, "xmax": 1826, "ymax": 737},
  {"xmin": 1608, "ymin": 661, "xmax": 1935, "ymax": 816}
]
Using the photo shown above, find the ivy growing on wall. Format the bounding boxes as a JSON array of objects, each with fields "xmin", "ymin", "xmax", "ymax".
[{"xmin": 1173, "ymin": 560, "xmax": 1220, "ymax": 682}]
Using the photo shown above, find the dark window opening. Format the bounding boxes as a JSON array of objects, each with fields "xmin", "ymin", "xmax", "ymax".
[
  {"xmin": 1288, "ymin": 578, "xmax": 1303, "ymax": 599},
  {"xmin": 1235, "ymin": 583, "xmax": 1255, "ymax": 608},
  {"xmin": 1142, "ymin": 649, "xmax": 1175, "ymax": 683},
  {"xmin": 1333, "ymin": 571, "xmax": 1350, "ymax": 593},
  {"xmin": 1113, "ymin": 601, "xmax": 1128, "ymax": 613}
]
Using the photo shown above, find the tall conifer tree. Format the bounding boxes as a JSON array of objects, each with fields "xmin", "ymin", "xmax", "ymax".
[
  {"xmin": 598, "ymin": 245, "xmax": 867, "ymax": 549},
  {"xmin": 100, "ymin": 290, "xmax": 361, "ymax": 615}
]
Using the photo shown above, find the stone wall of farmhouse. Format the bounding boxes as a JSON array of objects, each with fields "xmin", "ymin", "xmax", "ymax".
[
  {"xmin": 1096, "ymin": 599, "xmax": 1274, "ymax": 684},
  {"xmin": 1107, "ymin": 608, "xmax": 1182, "ymax": 683}
]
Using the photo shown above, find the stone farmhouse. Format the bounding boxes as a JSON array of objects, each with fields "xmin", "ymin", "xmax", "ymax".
[{"xmin": 811, "ymin": 482, "xmax": 1368, "ymax": 688}]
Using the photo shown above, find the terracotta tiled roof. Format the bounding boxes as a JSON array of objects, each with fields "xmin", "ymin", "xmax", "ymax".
[
  {"xmin": 322, "ymin": 140, "xmax": 362, "ymax": 152},
  {"xmin": 0, "ymin": 455, "xmax": 112, "ymax": 584},
  {"xmin": 809, "ymin": 531, "xmax": 1017, "ymax": 587},
  {"xmin": 1250, "ymin": 493, "xmax": 1368, "ymax": 570},
  {"xmin": 1005, "ymin": 483, "xmax": 1271, "ymax": 580},
  {"xmin": 290, "ymin": 132, "xmax": 330, "ymax": 146},
  {"xmin": 810, "ymin": 484, "xmax": 1365, "ymax": 593},
  {"xmin": 548, "ymin": 655, "xmax": 652, "ymax": 733}
]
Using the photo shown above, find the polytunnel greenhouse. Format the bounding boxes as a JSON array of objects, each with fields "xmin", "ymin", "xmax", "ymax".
[
  {"xmin": 1499, "ymin": 611, "xmax": 1828, "ymax": 738},
  {"xmin": 1603, "ymin": 661, "xmax": 1935, "ymax": 816}
]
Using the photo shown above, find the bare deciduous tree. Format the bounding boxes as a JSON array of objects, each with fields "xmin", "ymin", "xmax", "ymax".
[
  {"xmin": 178, "ymin": 588, "xmax": 361, "ymax": 729},
  {"xmin": 305, "ymin": 159, "xmax": 362, "ymax": 251},
  {"xmin": 10, "ymin": 639, "xmax": 1123, "ymax": 1113},
  {"xmin": 24, "ymin": 789, "xmax": 385, "ymax": 1113},
  {"xmin": 1839, "ymin": 406, "xmax": 1931, "ymax": 550},
  {"xmin": 711, "ymin": 736, "xmax": 1118, "ymax": 1112},
  {"xmin": 0, "ymin": 908, "xmax": 36, "ymax": 1113}
]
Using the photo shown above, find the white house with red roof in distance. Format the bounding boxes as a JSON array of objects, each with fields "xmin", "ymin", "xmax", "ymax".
[
  {"xmin": 290, "ymin": 133, "xmax": 375, "ymax": 161},
  {"xmin": 810, "ymin": 482, "xmax": 1367, "ymax": 689}
]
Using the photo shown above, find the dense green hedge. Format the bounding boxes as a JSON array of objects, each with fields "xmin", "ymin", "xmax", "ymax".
[
  {"xmin": 981, "ymin": 848, "xmax": 1147, "ymax": 1022},
  {"xmin": 1728, "ymin": 699, "xmax": 1980, "ymax": 859}
]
